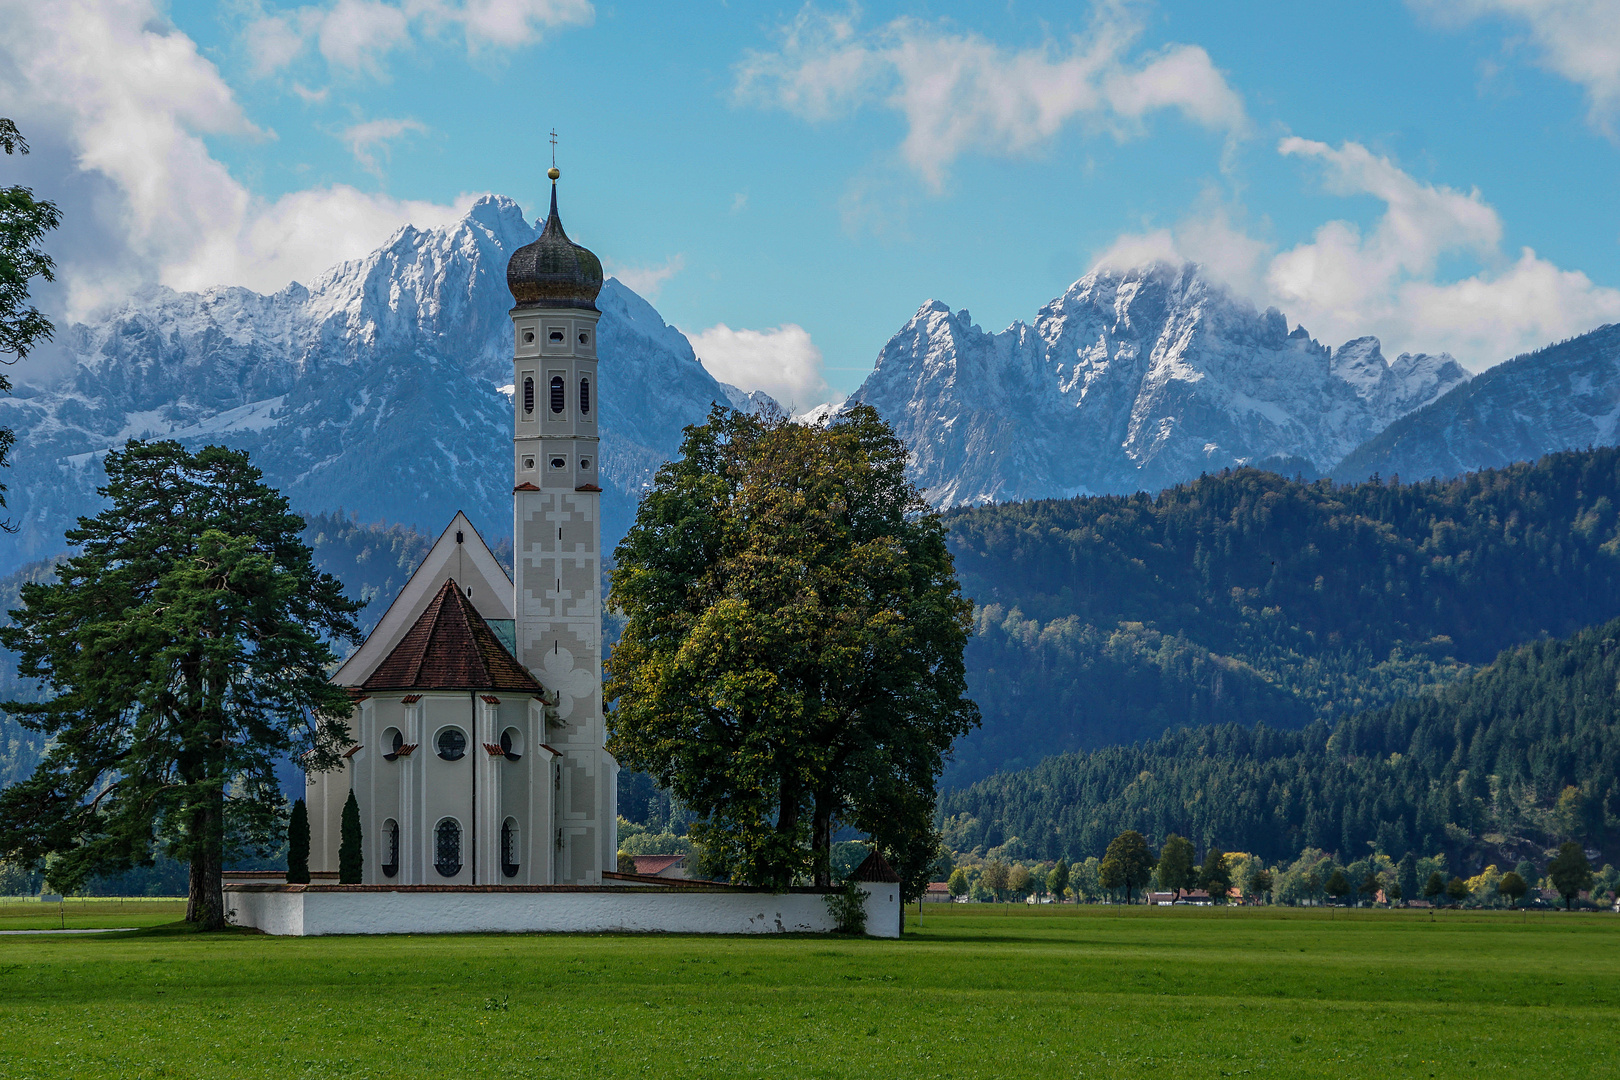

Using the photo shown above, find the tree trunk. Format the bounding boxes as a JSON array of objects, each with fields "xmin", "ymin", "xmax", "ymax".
[
  {"xmin": 185, "ymin": 786, "xmax": 226, "ymax": 930},
  {"xmin": 812, "ymin": 792, "xmax": 832, "ymax": 888}
]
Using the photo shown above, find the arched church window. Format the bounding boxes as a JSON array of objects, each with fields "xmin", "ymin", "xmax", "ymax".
[
  {"xmin": 434, "ymin": 818, "xmax": 462, "ymax": 877},
  {"xmin": 436, "ymin": 727, "xmax": 466, "ymax": 761},
  {"xmin": 381, "ymin": 819, "xmax": 399, "ymax": 878},
  {"xmin": 579, "ymin": 377, "xmax": 591, "ymax": 415},
  {"xmin": 383, "ymin": 727, "xmax": 404, "ymax": 761},
  {"xmin": 501, "ymin": 818, "xmax": 520, "ymax": 878},
  {"xmin": 550, "ymin": 376, "xmax": 565, "ymax": 414},
  {"xmin": 499, "ymin": 726, "xmax": 523, "ymax": 761},
  {"xmin": 523, "ymin": 377, "xmax": 534, "ymax": 414}
]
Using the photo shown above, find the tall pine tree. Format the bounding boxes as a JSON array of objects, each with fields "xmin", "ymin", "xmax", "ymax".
[
  {"xmin": 0, "ymin": 442, "xmax": 360, "ymax": 928},
  {"xmin": 339, "ymin": 790, "xmax": 363, "ymax": 885}
]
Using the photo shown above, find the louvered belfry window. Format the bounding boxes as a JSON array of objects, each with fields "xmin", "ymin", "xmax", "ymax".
[
  {"xmin": 501, "ymin": 819, "xmax": 519, "ymax": 878},
  {"xmin": 550, "ymin": 375, "xmax": 565, "ymax": 414},
  {"xmin": 579, "ymin": 377, "xmax": 591, "ymax": 415},
  {"xmin": 523, "ymin": 377, "xmax": 534, "ymax": 414},
  {"xmin": 435, "ymin": 819, "xmax": 462, "ymax": 878}
]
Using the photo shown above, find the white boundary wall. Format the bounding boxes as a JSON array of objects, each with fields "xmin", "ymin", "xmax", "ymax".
[{"xmin": 226, "ymin": 883, "xmax": 899, "ymax": 938}]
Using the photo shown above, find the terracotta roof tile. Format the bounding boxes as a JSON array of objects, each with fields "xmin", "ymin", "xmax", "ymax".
[{"xmin": 362, "ymin": 579, "xmax": 544, "ymax": 694}]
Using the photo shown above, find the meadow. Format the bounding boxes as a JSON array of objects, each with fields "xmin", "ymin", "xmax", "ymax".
[{"xmin": 0, "ymin": 903, "xmax": 1613, "ymax": 1079}]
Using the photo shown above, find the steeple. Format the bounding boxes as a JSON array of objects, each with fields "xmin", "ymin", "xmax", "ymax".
[{"xmin": 505, "ymin": 173, "xmax": 603, "ymax": 311}]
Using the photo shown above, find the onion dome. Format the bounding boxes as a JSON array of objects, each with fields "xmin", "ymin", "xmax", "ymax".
[{"xmin": 506, "ymin": 176, "xmax": 603, "ymax": 311}]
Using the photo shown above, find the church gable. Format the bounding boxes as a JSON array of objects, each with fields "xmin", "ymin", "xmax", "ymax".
[
  {"xmin": 334, "ymin": 512, "xmax": 515, "ymax": 688},
  {"xmin": 363, "ymin": 579, "xmax": 543, "ymax": 693}
]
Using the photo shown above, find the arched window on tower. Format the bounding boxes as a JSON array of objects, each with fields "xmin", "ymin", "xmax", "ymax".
[
  {"xmin": 579, "ymin": 377, "xmax": 591, "ymax": 415},
  {"xmin": 523, "ymin": 377, "xmax": 534, "ymax": 414},
  {"xmin": 381, "ymin": 819, "xmax": 399, "ymax": 878},
  {"xmin": 550, "ymin": 376, "xmax": 565, "ymax": 414}
]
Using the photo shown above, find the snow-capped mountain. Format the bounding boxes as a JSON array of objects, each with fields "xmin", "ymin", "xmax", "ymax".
[
  {"xmin": 0, "ymin": 195, "xmax": 745, "ymax": 577},
  {"xmin": 843, "ymin": 263, "xmax": 1470, "ymax": 505},
  {"xmin": 1333, "ymin": 323, "xmax": 1620, "ymax": 484}
]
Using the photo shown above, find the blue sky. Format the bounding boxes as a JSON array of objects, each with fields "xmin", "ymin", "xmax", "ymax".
[{"xmin": 4, "ymin": 0, "xmax": 1620, "ymax": 409}]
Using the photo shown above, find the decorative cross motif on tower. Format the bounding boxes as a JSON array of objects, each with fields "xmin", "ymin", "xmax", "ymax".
[{"xmin": 549, "ymin": 129, "xmax": 558, "ymax": 168}]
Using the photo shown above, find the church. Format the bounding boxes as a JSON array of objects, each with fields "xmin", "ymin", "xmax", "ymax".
[
  {"xmin": 304, "ymin": 166, "xmax": 618, "ymax": 886},
  {"xmin": 229, "ymin": 170, "xmax": 901, "ymax": 936}
]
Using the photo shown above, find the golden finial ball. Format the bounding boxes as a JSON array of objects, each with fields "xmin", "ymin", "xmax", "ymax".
[{"xmin": 548, "ymin": 167, "xmax": 560, "ymax": 181}]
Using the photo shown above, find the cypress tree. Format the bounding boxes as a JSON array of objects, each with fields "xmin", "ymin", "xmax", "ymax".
[
  {"xmin": 286, "ymin": 798, "xmax": 310, "ymax": 885},
  {"xmin": 339, "ymin": 790, "xmax": 363, "ymax": 885}
]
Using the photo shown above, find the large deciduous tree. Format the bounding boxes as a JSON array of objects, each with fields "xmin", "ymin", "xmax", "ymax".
[
  {"xmin": 1099, "ymin": 830, "xmax": 1154, "ymax": 903},
  {"xmin": 0, "ymin": 118, "xmax": 62, "ymax": 521},
  {"xmin": 1155, "ymin": 834, "xmax": 1196, "ymax": 900},
  {"xmin": 0, "ymin": 441, "xmax": 361, "ymax": 928},
  {"xmin": 607, "ymin": 405, "xmax": 979, "ymax": 895},
  {"xmin": 1547, "ymin": 842, "xmax": 1593, "ymax": 910}
]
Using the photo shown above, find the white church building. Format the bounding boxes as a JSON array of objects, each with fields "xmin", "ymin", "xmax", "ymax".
[{"xmin": 226, "ymin": 173, "xmax": 900, "ymax": 936}]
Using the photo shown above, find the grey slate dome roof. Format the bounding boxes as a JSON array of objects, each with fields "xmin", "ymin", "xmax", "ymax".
[{"xmin": 506, "ymin": 182, "xmax": 603, "ymax": 311}]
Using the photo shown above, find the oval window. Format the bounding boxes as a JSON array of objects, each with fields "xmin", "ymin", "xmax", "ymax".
[
  {"xmin": 579, "ymin": 377, "xmax": 590, "ymax": 415},
  {"xmin": 382, "ymin": 727, "xmax": 404, "ymax": 761},
  {"xmin": 550, "ymin": 376, "xmax": 564, "ymax": 414},
  {"xmin": 523, "ymin": 376, "xmax": 534, "ymax": 414},
  {"xmin": 434, "ymin": 819, "xmax": 462, "ymax": 877},
  {"xmin": 523, "ymin": 330, "xmax": 534, "ymax": 344},
  {"xmin": 436, "ymin": 727, "xmax": 467, "ymax": 761},
  {"xmin": 578, "ymin": 331, "xmax": 589, "ymax": 346}
]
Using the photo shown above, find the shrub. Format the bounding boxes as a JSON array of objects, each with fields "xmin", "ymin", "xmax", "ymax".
[{"xmin": 824, "ymin": 880, "xmax": 868, "ymax": 935}]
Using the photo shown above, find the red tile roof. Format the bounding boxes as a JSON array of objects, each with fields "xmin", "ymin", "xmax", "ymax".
[
  {"xmin": 632, "ymin": 855, "xmax": 686, "ymax": 875},
  {"xmin": 362, "ymin": 579, "xmax": 544, "ymax": 693}
]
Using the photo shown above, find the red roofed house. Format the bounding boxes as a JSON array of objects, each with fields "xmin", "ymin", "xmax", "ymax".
[{"xmin": 632, "ymin": 855, "xmax": 689, "ymax": 879}]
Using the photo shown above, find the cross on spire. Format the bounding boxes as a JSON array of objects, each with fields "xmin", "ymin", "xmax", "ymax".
[{"xmin": 549, "ymin": 129, "xmax": 558, "ymax": 168}]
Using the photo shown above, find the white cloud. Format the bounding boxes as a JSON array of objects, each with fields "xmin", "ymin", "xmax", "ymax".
[
  {"xmin": 1095, "ymin": 137, "xmax": 1620, "ymax": 366},
  {"xmin": 342, "ymin": 116, "xmax": 428, "ymax": 173},
  {"xmin": 687, "ymin": 323, "xmax": 833, "ymax": 414},
  {"xmin": 1413, "ymin": 0, "xmax": 1620, "ymax": 131},
  {"xmin": 0, "ymin": 0, "xmax": 473, "ymax": 316},
  {"xmin": 735, "ymin": 2, "xmax": 1247, "ymax": 187},
  {"xmin": 244, "ymin": 0, "xmax": 593, "ymax": 78},
  {"xmin": 604, "ymin": 256, "xmax": 685, "ymax": 300}
]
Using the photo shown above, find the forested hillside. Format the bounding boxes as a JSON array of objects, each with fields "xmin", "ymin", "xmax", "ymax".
[
  {"xmin": 945, "ymin": 448, "xmax": 1620, "ymax": 782},
  {"xmin": 939, "ymin": 615, "xmax": 1620, "ymax": 870}
]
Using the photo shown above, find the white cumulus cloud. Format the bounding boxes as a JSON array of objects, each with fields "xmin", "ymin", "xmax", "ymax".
[
  {"xmin": 1413, "ymin": 0, "xmax": 1620, "ymax": 131},
  {"xmin": 1095, "ymin": 137, "xmax": 1620, "ymax": 366},
  {"xmin": 0, "ymin": 0, "xmax": 474, "ymax": 317},
  {"xmin": 603, "ymin": 256, "xmax": 685, "ymax": 300},
  {"xmin": 687, "ymin": 323, "xmax": 833, "ymax": 414},
  {"xmin": 244, "ymin": 0, "xmax": 594, "ymax": 78},
  {"xmin": 735, "ymin": 2, "xmax": 1247, "ymax": 188}
]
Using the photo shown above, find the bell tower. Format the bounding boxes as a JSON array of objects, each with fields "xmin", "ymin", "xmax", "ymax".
[{"xmin": 506, "ymin": 160, "xmax": 616, "ymax": 884}]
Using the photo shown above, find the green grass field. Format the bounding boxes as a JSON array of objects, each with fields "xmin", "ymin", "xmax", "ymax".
[{"xmin": 1, "ymin": 903, "xmax": 1614, "ymax": 1079}]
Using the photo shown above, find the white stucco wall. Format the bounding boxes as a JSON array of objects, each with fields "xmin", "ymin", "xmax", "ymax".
[{"xmin": 226, "ymin": 883, "xmax": 899, "ymax": 938}]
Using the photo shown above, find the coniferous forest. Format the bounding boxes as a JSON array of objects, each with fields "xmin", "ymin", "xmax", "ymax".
[
  {"xmin": 945, "ymin": 447, "xmax": 1620, "ymax": 783},
  {"xmin": 939, "ymin": 612, "xmax": 1620, "ymax": 869}
]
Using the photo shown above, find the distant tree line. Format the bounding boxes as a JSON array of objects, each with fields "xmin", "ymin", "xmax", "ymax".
[
  {"xmin": 940, "ymin": 614, "xmax": 1620, "ymax": 872},
  {"xmin": 945, "ymin": 448, "xmax": 1620, "ymax": 782}
]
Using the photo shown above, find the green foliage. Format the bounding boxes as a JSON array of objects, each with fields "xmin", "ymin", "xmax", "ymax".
[
  {"xmin": 1445, "ymin": 877, "xmax": 1469, "ymax": 905},
  {"xmin": 1325, "ymin": 869, "xmax": 1351, "ymax": 903},
  {"xmin": 947, "ymin": 867, "xmax": 970, "ymax": 897},
  {"xmin": 1423, "ymin": 872, "xmax": 1445, "ymax": 902},
  {"xmin": 980, "ymin": 858, "xmax": 1009, "ymax": 899},
  {"xmin": 1199, "ymin": 848, "xmax": 1232, "ymax": 903},
  {"xmin": 286, "ymin": 798, "xmax": 310, "ymax": 885},
  {"xmin": 939, "ymin": 614, "xmax": 1620, "ymax": 866},
  {"xmin": 1547, "ymin": 842, "xmax": 1594, "ymax": 909},
  {"xmin": 339, "ymin": 790, "xmax": 362, "ymax": 885},
  {"xmin": 1046, "ymin": 857, "xmax": 1069, "ymax": 900},
  {"xmin": 1244, "ymin": 865, "xmax": 1272, "ymax": 902},
  {"xmin": 1497, "ymin": 871, "xmax": 1528, "ymax": 907},
  {"xmin": 1359, "ymin": 872, "xmax": 1381, "ymax": 903},
  {"xmin": 0, "ymin": 442, "xmax": 361, "ymax": 928},
  {"xmin": 607, "ymin": 405, "xmax": 978, "ymax": 893},
  {"xmin": 1156, "ymin": 834, "xmax": 1196, "ymax": 898},
  {"xmin": 823, "ymin": 879, "xmax": 868, "ymax": 935},
  {"xmin": 1099, "ymin": 831, "xmax": 1154, "ymax": 903},
  {"xmin": 945, "ymin": 450, "xmax": 1620, "ymax": 782}
]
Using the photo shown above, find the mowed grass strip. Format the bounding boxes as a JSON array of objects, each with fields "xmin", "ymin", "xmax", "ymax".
[
  {"xmin": 0, "ymin": 899, "xmax": 187, "ymax": 931},
  {"xmin": 0, "ymin": 905, "xmax": 1613, "ymax": 1079}
]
